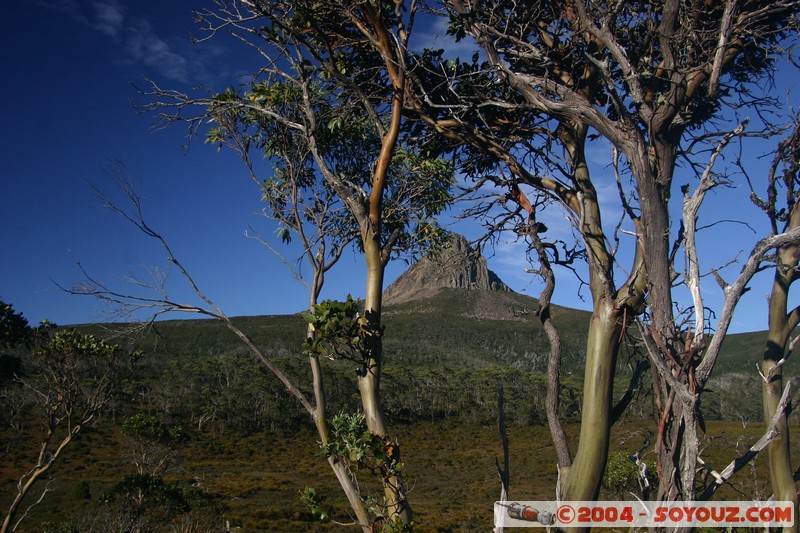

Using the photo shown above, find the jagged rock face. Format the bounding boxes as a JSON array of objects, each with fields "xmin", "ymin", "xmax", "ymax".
[{"xmin": 384, "ymin": 234, "xmax": 511, "ymax": 305}]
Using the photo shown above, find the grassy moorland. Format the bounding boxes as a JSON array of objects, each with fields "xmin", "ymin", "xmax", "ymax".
[
  {"xmin": 2, "ymin": 418, "xmax": 793, "ymax": 531},
  {"xmin": 1, "ymin": 288, "xmax": 794, "ymax": 531}
]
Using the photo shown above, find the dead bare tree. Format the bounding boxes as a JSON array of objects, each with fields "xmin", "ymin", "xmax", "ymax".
[{"xmin": 75, "ymin": 167, "xmax": 380, "ymax": 528}]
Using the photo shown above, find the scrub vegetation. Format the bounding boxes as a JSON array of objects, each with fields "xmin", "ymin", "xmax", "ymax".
[{"xmin": 2, "ymin": 298, "xmax": 796, "ymax": 531}]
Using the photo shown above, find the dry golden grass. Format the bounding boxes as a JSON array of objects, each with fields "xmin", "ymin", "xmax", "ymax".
[{"xmin": 1, "ymin": 418, "xmax": 795, "ymax": 531}]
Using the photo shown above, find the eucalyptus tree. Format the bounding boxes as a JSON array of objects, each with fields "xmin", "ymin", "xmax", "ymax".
[
  {"xmin": 407, "ymin": 0, "xmax": 800, "ymax": 505},
  {"xmin": 91, "ymin": 0, "xmax": 453, "ymax": 528},
  {"xmin": 205, "ymin": 76, "xmax": 371, "ymax": 525},
  {"xmin": 752, "ymin": 122, "xmax": 800, "ymax": 528}
]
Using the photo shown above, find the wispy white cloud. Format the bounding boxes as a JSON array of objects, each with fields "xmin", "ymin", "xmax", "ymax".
[
  {"xmin": 33, "ymin": 0, "xmax": 90, "ymax": 24},
  {"xmin": 125, "ymin": 19, "xmax": 189, "ymax": 83},
  {"xmin": 36, "ymin": 0, "xmax": 210, "ymax": 84},
  {"xmin": 92, "ymin": 0, "xmax": 125, "ymax": 39},
  {"xmin": 411, "ymin": 15, "xmax": 482, "ymax": 62}
]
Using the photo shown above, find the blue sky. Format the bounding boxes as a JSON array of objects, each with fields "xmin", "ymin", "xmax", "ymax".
[
  {"xmin": 2, "ymin": 0, "xmax": 313, "ymax": 325},
  {"xmin": 2, "ymin": 1, "xmax": 798, "ymax": 334}
]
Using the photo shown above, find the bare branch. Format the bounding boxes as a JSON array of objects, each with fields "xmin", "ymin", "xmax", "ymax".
[
  {"xmin": 78, "ymin": 168, "xmax": 317, "ymax": 417},
  {"xmin": 636, "ymin": 320, "xmax": 694, "ymax": 405},
  {"xmin": 528, "ymin": 212, "xmax": 572, "ymax": 468},
  {"xmin": 682, "ymin": 120, "xmax": 748, "ymax": 349},
  {"xmin": 697, "ymin": 224, "xmax": 800, "ymax": 385},
  {"xmin": 697, "ymin": 382, "xmax": 793, "ymax": 500}
]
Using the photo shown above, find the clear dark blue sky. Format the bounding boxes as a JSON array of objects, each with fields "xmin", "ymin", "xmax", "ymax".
[
  {"xmin": 2, "ymin": 0, "xmax": 331, "ymax": 325},
  {"xmin": 2, "ymin": 1, "xmax": 797, "ymax": 334}
]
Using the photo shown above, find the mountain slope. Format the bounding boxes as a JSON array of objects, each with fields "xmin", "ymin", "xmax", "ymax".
[{"xmin": 78, "ymin": 232, "xmax": 786, "ymax": 423}]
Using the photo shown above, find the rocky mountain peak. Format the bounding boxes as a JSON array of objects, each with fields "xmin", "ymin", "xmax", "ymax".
[{"xmin": 384, "ymin": 233, "xmax": 512, "ymax": 305}]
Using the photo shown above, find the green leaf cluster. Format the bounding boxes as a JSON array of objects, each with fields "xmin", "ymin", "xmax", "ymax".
[
  {"xmin": 602, "ymin": 450, "xmax": 655, "ymax": 498},
  {"xmin": 380, "ymin": 148, "xmax": 454, "ymax": 259},
  {"xmin": 121, "ymin": 413, "xmax": 185, "ymax": 443},
  {"xmin": 93, "ymin": 475, "xmax": 220, "ymax": 531},
  {"xmin": 36, "ymin": 329, "xmax": 122, "ymax": 361},
  {"xmin": 383, "ymin": 520, "xmax": 416, "ymax": 533},
  {"xmin": 205, "ymin": 79, "xmax": 360, "ymax": 259},
  {"xmin": 300, "ymin": 487, "xmax": 331, "ymax": 522},
  {"xmin": 29, "ymin": 328, "xmax": 138, "ymax": 404},
  {"xmin": 197, "ymin": 5, "xmax": 456, "ymax": 267},
  {"xmin": 0, "ymin": 300, "xmax": 31, "ymax": 351},
  {"xmin": 321, "ymin": 411, "xmax": 403, "ymax": 480},
  {"xmin": 110, "ymin": 473, "xmax": 205, "ymax": 514},
  {"xmin": 302, "ymin": 296, "xmax": 369, "ymax": 362},
  {"xmin": 0, "ymin": 301, "xmax": 29, "ymax": 383}
]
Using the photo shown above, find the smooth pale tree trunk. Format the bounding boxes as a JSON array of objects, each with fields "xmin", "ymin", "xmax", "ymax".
[
  {"xmin": 561, "ymin": 298, "xmax": 623, "ymax": 502},
  {"xmin": 762, "ymin": 204, "xmax": 800, "ymax": 532},
  {"xmin": 306, "ymin": 270, "xmax": 372, "ymax": 531},
  {"xmin": 527, "ymin": 225, "xmax": 572, "ymax": 470},
  {"xmin": 358, "ymin": 227, "xmax": 412, "ymax": 525},
  {"xmin": 2, "ymin": 431, "xmax": 75, "ymax": 533},
  {"xmin": 359, "ymin": 231, "xmax": 386, "ymax": 432},
  {"xmin": 309, "ymin": 332, "xmax": 372, "ymax": 531},
  {"xmin": 557, "ymin": 121, "xmax": 644, "ymax": 508}
]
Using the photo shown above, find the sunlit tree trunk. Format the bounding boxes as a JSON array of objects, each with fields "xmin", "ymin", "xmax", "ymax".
[
  {"xmin": 561, "ymin": 298, "xmax": 623, "ymax": 501},
  {"xmin": 358, "ymin": 207, "xmax": 412, "ymax": 526},
  {"xmin": 762, "ymin": 203, "xmax": 800, "ymax": 532},
  {"xmin": 360, "ymin": 229, "xmax": 388, "ymax": 433},
  {"xmin": 354, "ymin": 56, "xmax": 413, "ymax": 522},
  {"xmin": 2, "ymin": 429, "xmax": 82, "ymax": 533},
  {"xmin": 558, "ymin": 123, "xmax": 646, "ymax": 506}
]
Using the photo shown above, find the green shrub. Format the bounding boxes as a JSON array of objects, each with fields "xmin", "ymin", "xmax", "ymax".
[
  {"xmin": 41, "ymin": 521, "xmax": 79, "ymax": 533},
  {"xmin": 121, "ymin": 414, "xmax": 170, "ymax": 441},
  {"xmin": 603, "ymin": 451, "xmax": 655, "ymax": 498},
  {"xmin": 69, "ymin": 480, "xmax": 91, "ymax": 500}
]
